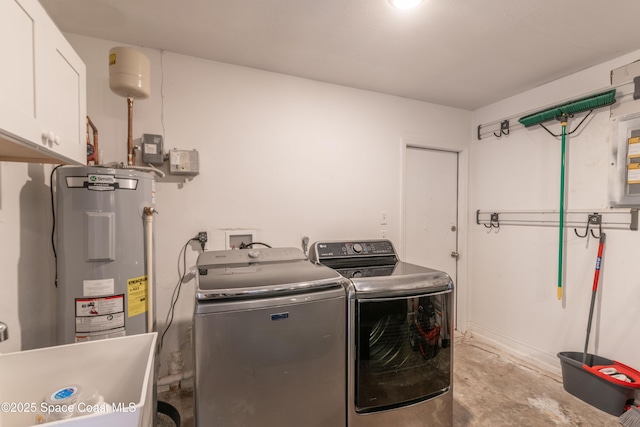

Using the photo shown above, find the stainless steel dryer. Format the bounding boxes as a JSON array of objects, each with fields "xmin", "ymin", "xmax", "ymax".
[
  {"xmin": 309, "ymin": 240, "xmax": 454, "ymax": 427},
  {"xmin": 193, "ymin": 247, "xmax": 349, "ymax": 427}
]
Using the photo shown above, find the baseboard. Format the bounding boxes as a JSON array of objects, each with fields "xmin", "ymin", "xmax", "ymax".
[{"xmin": 466, "ymin": 323, "xmax": 563, "ymax": 378}]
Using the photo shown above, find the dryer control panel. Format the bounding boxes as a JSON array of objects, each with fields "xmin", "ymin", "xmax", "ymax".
[{"xmin": 310, "ymin": 240, "xmax": 396, "ymax": 260}]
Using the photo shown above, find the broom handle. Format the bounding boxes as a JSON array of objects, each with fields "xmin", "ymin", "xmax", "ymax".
[
  {"xmin": 583, "ymin": 233, "xmax": 606, "ymax": 363},
  {"xmin": 557, "ymin": 121, "xmax": 567, "ymax": 300},
  {"xmin": 592, "ymin": 233, "xmax": 606, "ymax": 292}
]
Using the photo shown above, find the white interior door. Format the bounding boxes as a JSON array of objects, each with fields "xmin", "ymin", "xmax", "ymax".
[{"xmin": 404, "ymin": 146, "xmax": 458, "ymax": 284}]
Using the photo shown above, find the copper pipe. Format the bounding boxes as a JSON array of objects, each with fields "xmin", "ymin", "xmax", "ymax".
[
  {"xmin": 86, "ymin": 116, "xmax": 99, "ymax": 165},
  {"xmin": 127, "ymin": 97, "xmax": 136, "ymax": 166},
  {"xmin": 143, "ymin": 206, "xmax": 157, "ymax": 216}
]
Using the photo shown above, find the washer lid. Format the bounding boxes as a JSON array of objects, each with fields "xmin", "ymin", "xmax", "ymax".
[
  {"xmin": 196, "ymin": 247, "xmax": 346, "ymax": 300},
  {"xmin": 346, "ymin": 261, "xmax": 452, "ymax": 298}
]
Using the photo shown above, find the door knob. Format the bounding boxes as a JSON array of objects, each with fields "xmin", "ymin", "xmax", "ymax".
[{"xmin": 450, "ymin": 251, "xmax": 459, "ymax": 259}]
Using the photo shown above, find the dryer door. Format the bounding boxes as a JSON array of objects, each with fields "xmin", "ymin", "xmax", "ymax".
[{"xmin": 355, "ymin": 290, "xmax": 452, "ymax": 413}]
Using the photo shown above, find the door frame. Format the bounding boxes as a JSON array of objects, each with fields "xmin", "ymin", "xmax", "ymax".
[{"xmin": 401, "ymin": 136, "xmax": 469, "ymax": 333}]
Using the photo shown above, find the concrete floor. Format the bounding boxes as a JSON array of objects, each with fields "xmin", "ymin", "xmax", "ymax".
[
  {"xmin": 452, "ymin": 333, "xmax": 618, "ymax": 426},
  {"xmin": 158, "ymin": 333, "xmax": 620, "ymax": 426}
]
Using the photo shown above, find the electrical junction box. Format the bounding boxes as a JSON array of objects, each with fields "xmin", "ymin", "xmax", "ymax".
[
  {"xmin": 141, "ymin": 134, "xmax": 164, "ymax": 165},
  {"xmin": 169, "ymin": 149, "xmax": 199, "ymax": 176}
]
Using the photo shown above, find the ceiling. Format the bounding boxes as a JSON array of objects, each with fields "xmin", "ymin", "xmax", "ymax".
[{"xmin": 41, "ymin": 0, "xmax": 640, "ymax": 110}]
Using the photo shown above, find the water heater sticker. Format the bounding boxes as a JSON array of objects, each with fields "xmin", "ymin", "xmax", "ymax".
[
  {"xmin": 75, "ymin": 295, "xmax": 123, "ymax": 317},
  {"xmin": 82, "ymin": 278, "xmax": 115, "ymax": 297},
  {"xmin": 127, "ymin": 275, "xmax": 148, "ymax": 317},
  {"xmin": 75, "ymin": 295, "xmax": 125, "ymax": 340}
]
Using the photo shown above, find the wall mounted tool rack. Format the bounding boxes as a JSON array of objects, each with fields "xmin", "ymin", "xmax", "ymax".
[
  {"xmin": 476, "ymin": 81, "xmax": 637, "ymax": 140},
  {"xmin": 476, "ymin": 209, "xmax": 638, "ymax": 232}
]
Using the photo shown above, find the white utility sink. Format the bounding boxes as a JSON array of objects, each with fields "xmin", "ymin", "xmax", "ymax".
[{"xmin": 0, "ymin": 333, "xmax": 156, "ymax": 427}]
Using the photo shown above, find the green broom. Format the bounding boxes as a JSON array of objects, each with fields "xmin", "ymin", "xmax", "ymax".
[{"xmin": 518, "ymin": 89, "xmax": 616, "ymax": 300}]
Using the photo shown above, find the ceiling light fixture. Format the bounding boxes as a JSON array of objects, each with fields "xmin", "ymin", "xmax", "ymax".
[{"xmin": 389, "ymin": 0, "xmax": 423, "ymax": 9}]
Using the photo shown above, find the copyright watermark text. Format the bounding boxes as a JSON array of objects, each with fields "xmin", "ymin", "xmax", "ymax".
[{"xmin": 0, "ymin": 401, "xmax": 137, "ymax": 414}]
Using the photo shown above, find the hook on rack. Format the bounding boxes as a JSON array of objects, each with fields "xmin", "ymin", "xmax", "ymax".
[
  {"xmin": 493, "ymin": 120, "xmax": 510, "ymax": 138},
  {"xmin": 476, "ymin": 210, "xmax": 500, "ymax": 229},
  {"xmin": 489, "ymin": 212, "xmax": 500, "ymax": 229},
  {"xmin": 485, "ymin": 212, "xmax": 500, "ymax": 229},
  {"xmin": 574, "ymin": 213, "xmax": 602, "ymax": 238}
]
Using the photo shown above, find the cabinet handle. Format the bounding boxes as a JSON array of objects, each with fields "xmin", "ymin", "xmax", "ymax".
[{"xmin": 42, "ymin": 131, "xmax": 60, "ymax": 145}]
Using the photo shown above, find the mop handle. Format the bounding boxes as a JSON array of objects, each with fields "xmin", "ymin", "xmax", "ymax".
[
  {"xmin": 584, "ymin": 232, "xmax": 606, "ymax": 363},
  {"xmin": 592, "ymin": 233, "xmax": 606, "ymax": 292}
]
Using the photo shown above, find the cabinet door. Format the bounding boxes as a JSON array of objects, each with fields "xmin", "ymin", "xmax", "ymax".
[
  {"xmin": 0, "ymin": 0, "xmax": 86, "ymax": 164},
  {"xmin": 37, "ymin": 12, "xmax": 87, "ymax": 163},
  {"xmin": 0, "ymin": 0, "xmax": 40, "ymax": 143}
]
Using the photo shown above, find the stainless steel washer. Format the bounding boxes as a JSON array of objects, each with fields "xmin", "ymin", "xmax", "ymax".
[
  {"xmin": 309, "ymin": 240, "xmax": 454, "ymax": 427},
  {"xmin": 193, "ymin": 247, "xmax": 349, "ymax": 427}
]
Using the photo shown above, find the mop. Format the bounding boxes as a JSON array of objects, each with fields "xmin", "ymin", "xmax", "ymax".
[
  {"xmin": 582, "ymin": 234, "xmax": 640, "ymax": 426},
  {"xmin": 518, "ymin": 89, "xmax": 616, "ymax": 299},
  {"xmin": 620, "ymin": 406, "xmax": 640, "ymax": 427}
]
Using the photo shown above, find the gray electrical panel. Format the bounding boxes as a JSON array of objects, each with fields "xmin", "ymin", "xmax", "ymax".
[
  {"xmin": 609, "ymin": 113, "xmax": 640, "ymax": 207},
  {"xmin": 169, "ymin": 149, "xmax": 199, "ymax": 175},
  {"xmin": 141, "ymin": 133, "xmax": 164, "ymax": 165}
]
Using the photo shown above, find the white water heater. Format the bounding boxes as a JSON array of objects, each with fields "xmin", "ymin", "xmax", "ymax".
[{"xmin": 55, "ymin": 166, "xmax": 155, "ymax": 344}]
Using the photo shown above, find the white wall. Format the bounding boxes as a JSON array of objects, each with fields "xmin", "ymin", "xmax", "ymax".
[
  {"xmin": 8, "ymin": 31, "xmax": 637, "ymax": 381},
  {"xmin": 470, "ymin": 50, "xmax": 640, "ymax": 373},
  {"xmin": 0, "ymin": 34, "xmax": 470, "ymax": 372},
  {"xmin": 0, "ymin": 162, "xmax": 57, "ymax": 353}
]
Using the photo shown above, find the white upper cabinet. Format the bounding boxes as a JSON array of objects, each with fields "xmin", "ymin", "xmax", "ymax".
[{"xmin": 0, "ymin": 0, "xmax": 86, "ymax": 164}]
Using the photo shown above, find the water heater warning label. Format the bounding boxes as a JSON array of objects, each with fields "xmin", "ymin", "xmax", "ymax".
[
  {"xmin": 127, "ymin": 276, "xmax": 148, "ymax": 317},
  {"xmin": 75, "ymin": 295, "xmax": 125, "ymax": 342}
]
